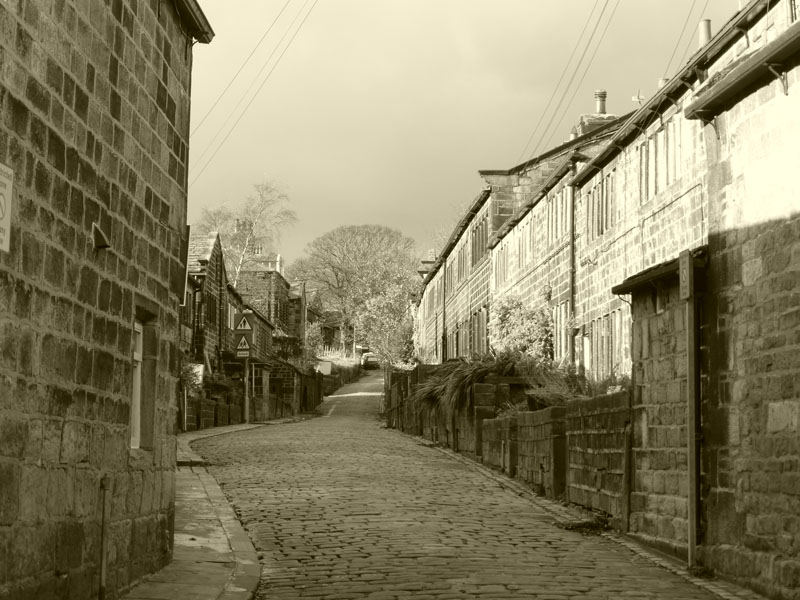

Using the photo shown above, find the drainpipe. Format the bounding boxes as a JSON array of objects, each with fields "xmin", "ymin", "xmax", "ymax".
[
  {"xmin": 99, "ymin": 474, "xmax": 112, "ymax": 599},
  {"xmin": 680, "ymin": 249, "xmax": 701, "ymax": 566},
  {"xmin": 441, "ymin": 261, "xmax": 447, "ymax": 362},
  {"xmin": 568, "ymin": 180, "xmax": 577, "ymax": 366}
]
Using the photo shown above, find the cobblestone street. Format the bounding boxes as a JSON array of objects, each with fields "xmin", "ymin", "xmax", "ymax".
[{"xmin": 192, "ymin": 373, "xmax": 723, "ymax": 600}]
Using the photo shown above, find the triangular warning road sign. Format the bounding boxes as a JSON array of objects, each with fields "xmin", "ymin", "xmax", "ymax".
[
  {"xmin": 235, "ymin": 315, "xmax": 252, "ymax": 330},
  {"xmin": 236, "ymin": 336, "xmax": 250, "ymax": 350}
]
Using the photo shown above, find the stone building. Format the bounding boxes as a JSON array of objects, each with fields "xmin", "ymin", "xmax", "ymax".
[
  {"xmin": 414, "ymin": 98, "xmax": 627, "ymax": 364},
  {"xmin": 415, "ymin": 1, "xmax": 800, "ymax": 597},
  {"xmin": 186, "ymin": 231, "xmax": 227, "ymax": 371},
  {"xmin": 0, "ymin": 1, "xmax": 212, "ymax": 598},
  {"xmin": 608, "ymin": 3, "xmax": 800, "ymax": 596},
  {"xmin": 236, "ymin": 256, "xmax": 295, "ymax": 354}
]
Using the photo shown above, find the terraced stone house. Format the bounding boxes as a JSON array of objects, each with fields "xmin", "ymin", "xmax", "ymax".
[{"xmin": 0, "ymin": 1, "xmax": 212, "ymax": 598}]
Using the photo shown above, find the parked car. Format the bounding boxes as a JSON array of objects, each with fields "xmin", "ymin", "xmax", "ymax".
[{"xmin": 361, "ymin": 352, "xmax": 379, "ymax": 369}]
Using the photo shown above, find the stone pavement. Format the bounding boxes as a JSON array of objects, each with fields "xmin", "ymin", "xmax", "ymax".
[
  {"xmin": 120, "ymin": 424, "xmax": 264, "ymax": 600},
  {"xmin": 190, "ymin": 372, "xmax": 769, "ymax": 600}
]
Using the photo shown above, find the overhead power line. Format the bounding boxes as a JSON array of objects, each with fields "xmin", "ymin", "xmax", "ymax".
[
  {"xmin": 539, "ymin": 0, "xmax": 620, "ymax": 153},
  {"xmin": 676, "ymin": 0, "xmax": 712, "ymax": 70},
  {"xmin": 191, "ymin": 0, "xmax": 294, "ymax": 137},
  {"xmin": 190, "ymin": 0, "xmax": 313, "ymax": 172},
  {"xmin": 188, "ymin": 0, "xmax": 319, "ymax": 189},
  {"xmin": 514, "ymin": 0, "xmax": 602, "ymax": 166},
  {"xmin": 663, "ymin": 0, "xmax": 699, "ymax": 78},
  {"xmin": 528, "ymin": 0, "xmax": 612, "ymax": 160}
]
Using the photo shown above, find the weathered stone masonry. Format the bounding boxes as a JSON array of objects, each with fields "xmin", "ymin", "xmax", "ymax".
[
  {"xmin": 0, "ymin": 1, "xmax": 211, "ymax": 598},
  {"xmin": 413, "ymin": 2, "xmax": 800, "ymax": 598}
]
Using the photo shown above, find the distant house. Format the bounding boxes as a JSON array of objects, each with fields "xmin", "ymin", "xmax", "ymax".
[
  {"xmin": 186, "ymin": 232, "xmax": 229, "ymax": 372},
  {"xmin": 236, "ymin": 253, "xmax": 297, "ymax": 356}
]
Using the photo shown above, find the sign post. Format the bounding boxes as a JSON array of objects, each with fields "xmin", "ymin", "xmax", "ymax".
[{"xmin": 234, "ymin": 312, "xmax": 254, "ymax": 422}]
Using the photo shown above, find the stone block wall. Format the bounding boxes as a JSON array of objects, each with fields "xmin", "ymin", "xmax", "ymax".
[
  {"xmin": 198, "ymin": 398, "xmax": 215, "ymax": 430},
  {"xmin": 0, "ymin": 1, "xmax": 208, "ymax": 598},
  {"xmin": 696, "ymin": 7, "xmax": 800, "ymax": 594},
  {"xmin": 480, "ymin": 415, "xmax": 517, "ymax": 477},
  {"xmin": 628, "ymin": 278, "xmax": 690, "ymax": 556},
  {"xmin": 214, "ymin": 402, "xmax": 228, "ymax": 427},
  {"xmin": 518, "ymin": 407, "xmax": 566, "ymax": 498},
  {"xmin": 565, "ymin": 392, "xmax": 629, "ymax": 518}
]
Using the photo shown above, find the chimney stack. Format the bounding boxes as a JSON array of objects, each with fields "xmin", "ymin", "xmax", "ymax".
[
  {"xmin": 594, "ymin": 89, "xmax": 607, "ymax": 114},
  {"xmin": 698, "ymin": 19, "xmax": 712, "ymax": 48}
]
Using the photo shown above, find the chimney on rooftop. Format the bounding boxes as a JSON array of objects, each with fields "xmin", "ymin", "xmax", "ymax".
[
  {"xmin": 594, "ymin": 89, "xmax": 607, "ymax": 114},
  {"xmin": 699, "ymin": 19, "xmax": 712, "ymax": 48}
]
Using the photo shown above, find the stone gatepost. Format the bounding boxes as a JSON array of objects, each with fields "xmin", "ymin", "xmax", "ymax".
[
  {"xmin": 473, "ymin": 383, "xmax": 496, "ymax": 457},
  {"xmin": 504, "ymin": 415, "xmax": 519, "ymax": 478}
]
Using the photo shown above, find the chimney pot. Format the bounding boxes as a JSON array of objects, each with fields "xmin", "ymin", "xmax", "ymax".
[
  {"xmin": 699, "ymin": 19, "xmax": 712, "ymax": 48},
  {"xmin": 658, "ymin": 77, "xmax": 669, "ymax": 89},
  {"xmin": 594, "ymin": 89, "xmax": 607, "ymax": 114}
]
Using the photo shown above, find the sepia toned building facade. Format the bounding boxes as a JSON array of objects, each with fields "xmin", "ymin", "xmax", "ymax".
[
  {"xmin": 0, "ymin": 0, "xmax": 212, "ymax": 598},
  {"xmin": 414, "ymin": 1, "xmax": 800, "ymax": 597}
]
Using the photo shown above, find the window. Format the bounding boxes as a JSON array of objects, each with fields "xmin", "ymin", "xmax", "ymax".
[
  {"xmin": 228, "ymin": 303, "xmax": 236, "ymax": 329},
  {"xmin": 639, "ymin": 142, "xmax": 648, "ymax": 203},
  {"xmin": 130, "ymin": 321, "xmax": 143, "ymax": 449},
  {"xmin": 647, "ymin": 134, "xmax": 657, "ymax": 198},
  {"xmin": 206, "ymin": 293, "xmax": 217, "ymax": 324},
  {"xmin": 131, "ymin": 300, "xmax": 159, "ymax": 450},
  {"xmin": 587, "ymin": 170, "xmax": 615, "ymax": 240},
  {"xmin": 471, "ymin": 213, "xmax": 488, "ymax": 266}
]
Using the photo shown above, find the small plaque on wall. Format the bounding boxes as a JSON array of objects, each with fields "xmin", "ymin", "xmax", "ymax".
[{"xmin": 0, "ymin": 162, "xmax": 13, "ymax": 253}]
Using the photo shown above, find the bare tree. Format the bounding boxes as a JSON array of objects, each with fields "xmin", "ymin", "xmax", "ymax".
[{"xmin": 195, "ymin": 182, "xmax": 296, "ymax": 286}]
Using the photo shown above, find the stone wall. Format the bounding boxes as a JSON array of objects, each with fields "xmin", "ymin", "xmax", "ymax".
[
  {"xmin": 480, "ymin": 415, "xmax": 517, "ymax": 477},
  {"xmin": 518, "ymin": 407, "xmax": 566, "ymax": 498},
  {"xmin": 695, "ymin": 5, "xmax": 800, "ymax": 594},
  {"xmin": 565, "ymin": 392, "xmax": 630, "ymax": 522},
  {"xmin": 0, "ymin": 1, "xmax": 209, "ymax": 598},
  {"xmin": 629, "ymin": 278, "xmax": 690, "ymax": 556}
]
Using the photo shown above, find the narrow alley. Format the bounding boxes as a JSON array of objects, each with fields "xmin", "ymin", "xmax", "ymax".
[{"xmin": 192, "ymin": 373, "xmax": 725, "ymax": 600}]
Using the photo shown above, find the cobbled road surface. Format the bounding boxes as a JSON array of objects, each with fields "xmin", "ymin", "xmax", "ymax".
[{"xmin": 193, "ymin": 371, "xmax": 719, "ymax": 600}]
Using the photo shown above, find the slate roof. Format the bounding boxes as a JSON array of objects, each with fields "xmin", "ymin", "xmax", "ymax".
[{"xmin": 187, "ymin": 231, "xmax": 219, "ymax": 275}]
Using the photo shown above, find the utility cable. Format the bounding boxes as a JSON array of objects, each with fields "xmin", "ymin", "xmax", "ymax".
[
  {"xmin": 514, "ymin": 0, "xmax": 602, "ymax": 166},
  {"xmin": 539, "ymin": 0, "xmax": 620, "ymax": 153},
  {"xmin": 189, "ymin": 0, "xmax": 319, "ymax": 188},
  {"xmin": 191, "ymin": 0, "xmax": 294, "ymax": 137},
  {"xmin": 663, "ymin": 0, "xmax": 699, "ymax": 78},
  {"xmin": 190, "ymin": 0, "xmax": 314, "ymax": 178},
  {"xmin": 528, "ymin": 0, "xmax": 611, "ymax": 160},
  {"xmin": 676, "ymin": 0, "xmax": 711, "ymax": 69}
]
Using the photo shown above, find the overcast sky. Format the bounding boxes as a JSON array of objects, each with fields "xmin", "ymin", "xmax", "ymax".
[{"xmin": 187, "ymin": 1, "xmax": 739, "ymax": 265}]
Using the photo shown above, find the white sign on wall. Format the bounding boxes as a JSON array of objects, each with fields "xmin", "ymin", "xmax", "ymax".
[{"xmin": 0, "ymin": 162, "xmax": 12, "ymax": 253}]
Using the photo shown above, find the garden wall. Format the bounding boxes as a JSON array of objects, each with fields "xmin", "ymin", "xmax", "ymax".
[
  {"xmin": 518, "ymin": 407, "xmax": 566, "ymax": 499},
  {"xmin": 565, "ymin": 392, "xmax": 630, "ymax": 521}
]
